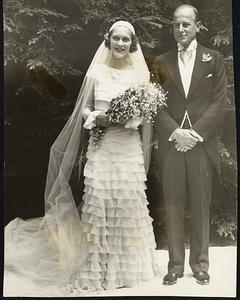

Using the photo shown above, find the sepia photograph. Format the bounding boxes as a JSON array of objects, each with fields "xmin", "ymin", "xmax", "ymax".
[{"xmin": 3, "ymin": 0, "xmax": 238, "ymax": 298}]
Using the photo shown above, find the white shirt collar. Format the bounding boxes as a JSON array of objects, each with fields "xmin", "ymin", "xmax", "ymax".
[{"xmin": 178, "ymin": 39, "xmax": 197, "ymax": 52}]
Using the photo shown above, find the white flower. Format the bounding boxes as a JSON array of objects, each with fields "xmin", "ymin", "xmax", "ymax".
[{"xmin": 202, "ymin": 53, "xmax": 212, "ymax": 62}]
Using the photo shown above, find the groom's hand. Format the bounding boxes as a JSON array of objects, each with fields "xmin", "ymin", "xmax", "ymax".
[
  {"xmin": 172, "ymin": 128, "xmax": 198, "ymax": 151},
  {"xmin": 175, "ymin": 142, "xmax": 196, "ymax": 152}
]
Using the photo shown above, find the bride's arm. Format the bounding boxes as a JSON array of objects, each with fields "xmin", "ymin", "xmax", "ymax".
[
  {"xmin": 82, "ymin": 86, "xmax": 94, "ymax": 121},
  {"xmin": 81, "ymin": 77, "xmax": 103, "ymax": 129},
  {"xmin": 82, "ymin": 73, "xmax": 110, "ymax": 128}
]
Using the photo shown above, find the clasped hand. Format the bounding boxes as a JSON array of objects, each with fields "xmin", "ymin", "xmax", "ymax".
[
  {"xmin": 172, "ymin": 128, "xmax": 198, "ymax": 152},
  {"xmin": 95, "ymin": 112, "xmax": 111, "ymax": 127}
]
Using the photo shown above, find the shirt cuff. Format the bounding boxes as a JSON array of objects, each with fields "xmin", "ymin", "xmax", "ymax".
[
  {"xmin": 83, "ymin": 111, "xmax": 102, "ymax": 129},
  {"xmin": 168, "ymin": 128, "xmax": 178, "ymax": 142},
  {"xmin": 190, "ymin": 129, "xmax": 204, "ymax": 142}
]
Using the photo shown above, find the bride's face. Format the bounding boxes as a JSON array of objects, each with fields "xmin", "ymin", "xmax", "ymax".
[{"xmin": 110, "ymin": 26, "xmax": 132, "ymax": 60}]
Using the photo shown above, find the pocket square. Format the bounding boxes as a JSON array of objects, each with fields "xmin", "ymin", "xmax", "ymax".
[{"xmin": 206, "ymin": 73, "xmax": 213, "ymax": 78}]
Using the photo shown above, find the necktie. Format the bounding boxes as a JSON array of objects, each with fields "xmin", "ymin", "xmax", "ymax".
[{"xmin": 179, "ymin": 49, "xmax": 192, "ymax": 66}]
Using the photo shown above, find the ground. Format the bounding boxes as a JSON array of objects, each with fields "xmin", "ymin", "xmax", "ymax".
[{"xmin": 4, "ymin": 246, "xmax": 237, "ymax": 298}]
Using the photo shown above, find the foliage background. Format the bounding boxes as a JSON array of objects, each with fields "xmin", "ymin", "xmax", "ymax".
[{"xmin": 4, "ymin": 0, "xmax": 237, "ymax": 247}]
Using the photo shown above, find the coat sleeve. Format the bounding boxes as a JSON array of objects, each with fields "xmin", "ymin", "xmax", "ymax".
[
  {"xmin": 192, "ymin": 51, "xmax": 227, "ymax": 141},
  {"xmin": 151, "ymin": 56, "xmax": 179, "ymax": 140}
]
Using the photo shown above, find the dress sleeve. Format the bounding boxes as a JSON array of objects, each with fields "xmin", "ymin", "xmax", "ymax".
[
  {"xmin": 82, "ymin": 66, "xmax": 102, "ymax": 129},
  {"xmin": 82, "ymin": 78, "xmax": 95, "ymax": 121}
]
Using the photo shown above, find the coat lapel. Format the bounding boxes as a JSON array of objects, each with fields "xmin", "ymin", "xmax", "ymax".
[
  {"xmin": 165, "ymin": 49, "xmax": 186, "ymax": 98},
  {"xmin": 187, "ymin": 44, "xmax": 209, "ymax": 99},
  {"xmin": 165, "ymin": 44, "xmax": 210, "ymax": 100}
]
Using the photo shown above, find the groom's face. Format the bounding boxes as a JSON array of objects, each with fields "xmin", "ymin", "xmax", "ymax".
[{"xmin": 173, "ymin": 7, "xmax": 199, "ymax": 48}]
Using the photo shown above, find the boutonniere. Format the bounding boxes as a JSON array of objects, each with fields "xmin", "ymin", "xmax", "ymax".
[{"xmin": 201, "ymin": 53, "xmax": 212, "ymax": 62}]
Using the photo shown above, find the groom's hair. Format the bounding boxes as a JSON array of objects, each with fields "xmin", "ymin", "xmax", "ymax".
[
  {"xmin": 173, "ymin": 4, "xmax": 199, "ymax": 23},
  {"xmin": 104, "ymin": 30, "xmax": 138, "ymax": 53}
]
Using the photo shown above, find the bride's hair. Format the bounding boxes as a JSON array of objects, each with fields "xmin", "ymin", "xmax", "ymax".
[{"xmin": 104, "ymin": 29, "xmax": 138, "ymax": 53}]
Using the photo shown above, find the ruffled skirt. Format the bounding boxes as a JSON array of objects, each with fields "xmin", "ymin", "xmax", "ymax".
[{"xmin": 74, "ymin": 126, "xmax": 159, "ymax": 290}]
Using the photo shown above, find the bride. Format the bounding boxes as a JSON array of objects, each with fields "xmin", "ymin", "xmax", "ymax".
[{"xmin": 5, "ymin": 20, "xmax": 159, "ymax": 293}]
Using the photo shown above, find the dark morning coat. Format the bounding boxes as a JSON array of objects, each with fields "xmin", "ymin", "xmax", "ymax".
[{"xmin": 152, "ymin": 43, "xmax": 227, "ymax": 174}]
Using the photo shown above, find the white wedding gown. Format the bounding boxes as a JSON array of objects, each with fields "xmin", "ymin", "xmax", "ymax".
[{"xmin": 4, "ymin": 64, "xmax": 159, "ymax": 295}]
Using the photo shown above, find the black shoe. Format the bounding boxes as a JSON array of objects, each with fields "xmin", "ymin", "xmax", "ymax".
[
  {"xmin": 193, "ymin": 271, "xmax": 210, "ymax": 285},
  {"xmin": 163, "ymin": 272, "xmax": 184, "ymax": 285}
]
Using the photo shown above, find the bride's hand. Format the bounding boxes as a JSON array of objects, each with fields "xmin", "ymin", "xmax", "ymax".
[{"xmin": 95, "ymin": 112, "xmax": 111, "ymax": 128}]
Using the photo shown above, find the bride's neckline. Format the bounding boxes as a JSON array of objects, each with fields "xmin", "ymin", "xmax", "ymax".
[
  {"xmin": 106, "ymin": 65, "xmax": 135, "ymax": 72},
  {"xmin": 102, "ymin": 59, "xmax": 135, "ymax": 71},
  {"xmin": 107, "ymin": 65, "xmax": 135, "ymax": 81}
]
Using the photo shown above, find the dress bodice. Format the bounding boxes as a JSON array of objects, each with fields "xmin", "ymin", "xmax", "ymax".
[{"xmin": 92, "ymin": 64, "xmax": 141, "ymax": 112}]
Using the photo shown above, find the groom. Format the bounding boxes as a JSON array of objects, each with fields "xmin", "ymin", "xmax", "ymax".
[{"xmin": 152, "ymin": 4, "xmax": 227, "ymax": 285}]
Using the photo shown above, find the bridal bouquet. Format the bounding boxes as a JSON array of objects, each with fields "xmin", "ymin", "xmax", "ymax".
[{"xmin": 90, "ymin": 82, "xmax": 167, "ymax": 148}]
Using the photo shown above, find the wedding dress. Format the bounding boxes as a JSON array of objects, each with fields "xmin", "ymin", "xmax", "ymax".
[{"xmin": 73, "ymin": 64, "xmax": 159, "ymax": 290}]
